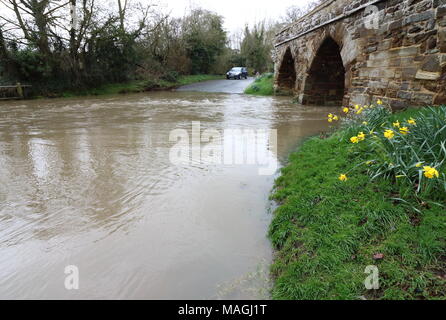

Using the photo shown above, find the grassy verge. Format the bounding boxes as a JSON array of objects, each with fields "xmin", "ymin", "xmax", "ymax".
[
  {"xmin": 58, "ymin": 74, "xmax": 223, "ymax": 98},
  {"xmin": 244, "ymin": 73, "xmax": 274, "ymax": 96},
  {"xmin": 270, "ymin": 106, "xmax": 446, "ymax": 300}
]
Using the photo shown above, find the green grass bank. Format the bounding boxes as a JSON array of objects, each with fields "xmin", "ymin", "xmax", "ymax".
[
  {"xmin": 51, "ymin": 75, "xmax": 223, "ymax": 98},
  {"xmin": 269, "ymin": 105, "xmax": 446, "ymax": 300},
  {"xmin": 244, "ymin": 73, "xmax": 274, "ymax": 96}
]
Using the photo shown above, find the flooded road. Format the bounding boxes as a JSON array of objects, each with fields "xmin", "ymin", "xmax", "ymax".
[
  {"xmin": 0, "ymin": 91, "xmax": 336, "ymax": 299},
  {"xmin": 176, "ymin": 77, "xmax": 255, "ymax": 94}
]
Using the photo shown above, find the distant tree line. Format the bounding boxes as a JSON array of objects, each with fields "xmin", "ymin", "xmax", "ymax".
[{"xmin": 0, "ymin": 0, "xmax": 319, "ymax": 94}]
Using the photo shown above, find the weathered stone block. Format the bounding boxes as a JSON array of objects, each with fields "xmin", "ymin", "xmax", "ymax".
[
  {"xmin": 412, "ymin": 92, "xmax": 435, "ymax": 104},
  {"xmin": 439, "ymin": 30, "xmax": 446, "ymax": 52},
  {"xmin": 408, "ymin": 25, "xmax": 422, "ymax": 33},
  {"xmin": 386, "ymin": 89, "xmax": 397, "ymax": 98},
  {"xmin": 397, "ymin": 90, "xmax": 413, "ymax": 99},
  {"xmin": 388, "ymin": 99, "xmax": 407, "ymax": 110},
  {"xmin": 366, "ymin": 46, "xmax": 378, "ymax": 53},
  {"xmin": 366, "ymin": 59, "xmax": 389, "ymax": 68},
  {"xmin": 434, "ymin": 0, "xmax": 446, "ymax": 8},
  {"xmin": 437, "ymin": 5, "xmax": 446, "ymax": 18},
  {"xmin": 389, "ymin": 19, "xmax": 404, "ymax": 31},
  {"xmin": 359, "ymin": 68, "xmax": 396, "ymax": 79},
  {"xmin": 369, "ymin": 80, "xmax": 388, "ymax": 89},
  {"xmin": 378, "ymin": 39, "xmax": 392, "ymax": 51},
  {"xmin": 389, "ymin": 45, "xmax": 420, "ymax": 58},
  {"xmin": 427, "ymin": 36, "xmax": 438, "ymax": 50},
  {"xmin": 422, "ymin": 79, "xmax": 442, "ymax": 91},
  {"xmin": 426, "ymin": 19, "xmax": 436, "ymax": 30},
  {"xmin": 402, "ymin": 67, "xmax": 418, "ymax": 79},
  {"xmin": 406, "ymin": 11, "xmax": 434, "ymax": 24},
  {"xmin": 418, "ymin": 1, "xmax": 433, "ymax": 12},
  {"xmin": 421, "ymin": 55, "xmax": 441, "ymax": 71},
  {"xmin": 388, "ymin": 81, "xmax": 403, "ymax": 90},
  {"xmin": 415, "ymin": 70, "xmax": 442, "ymax": 80}
]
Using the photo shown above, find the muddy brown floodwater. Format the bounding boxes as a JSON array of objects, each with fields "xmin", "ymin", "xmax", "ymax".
[{"xmin": 0, "ymin": 91, "xmax": 338, "ymax": 299}]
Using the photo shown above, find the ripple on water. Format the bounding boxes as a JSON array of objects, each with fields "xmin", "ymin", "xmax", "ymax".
[{"xmin": 0, "ymin": 91, "xmax": 338, "ymax": 299}]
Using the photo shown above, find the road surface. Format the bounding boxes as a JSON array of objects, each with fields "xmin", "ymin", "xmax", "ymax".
[{"xmin": 176, "ymin": 77, "xmax": 255, "ymax": 94}]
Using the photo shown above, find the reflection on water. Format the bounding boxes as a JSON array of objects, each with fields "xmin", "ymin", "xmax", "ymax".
[{"xmin": 0, "ymin": 91, "xmax": 337, "ymax": 299}]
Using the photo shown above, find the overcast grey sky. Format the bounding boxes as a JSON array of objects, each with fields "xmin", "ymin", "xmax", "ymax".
[{"xmin": 159, "ymin": 0, "xmax": 313, "ymax": 33}]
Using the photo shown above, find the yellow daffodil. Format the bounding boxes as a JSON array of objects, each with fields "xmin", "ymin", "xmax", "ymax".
[
  {"xmin": 384, "ymin": 129, "xmax": 395, "ymax": 139},
  {"xmin": 356, "ymin": 107, "xmax": 364, "ymax": 115},
  {"xmin": 393, "ymin": 121, "xmax": 400, "ymax": 128},
  {"xmin": 377, "ymin": 99, "xmax": 383, "ymax": 105},
  {"xmin": 408, "ymin": 118, "xmax": 417, "ymax": 125},
  {"xmin": 362, "ymin": 121, "xmax": 368, "ymax": 125},
  {"xmin": 339, "ymin": 174, "xmax": 348, "ymax": 182},
  {"xmin": 400, "ymin": 127, "xmax": 409, "ymax": 135},
  {"xmin": 328, "ymin": 114, "xmax": 339, "ymax": 122},
  {"xmin": 343, "ymin": 107, "xmax": 349, "ymax": 114},
  {"xmin": 355, "ymin": 105, "xmax": 360, "ymax": 110},
  {"xmin": 423, "ymin": 166, "xmax": 439, "ymax": 179},
  {"xmin": 350, "ymin": 136, "xmax": 359, "ymax": 144},
  {"xmin": 357, "ymin": 132, "xmax": 366, "ymax": 141},
  {"xmin": 415, "ymin": 162, "xmax": 423, "ymax": 168}
]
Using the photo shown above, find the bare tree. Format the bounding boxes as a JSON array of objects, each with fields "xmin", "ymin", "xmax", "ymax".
[
  {"xmin": 282, "ymin": 0, "xmax": 325, "ymax": 24},
  {"xmin": 0, "ymin": 25, "xmax": 18, "ymax": 78}
]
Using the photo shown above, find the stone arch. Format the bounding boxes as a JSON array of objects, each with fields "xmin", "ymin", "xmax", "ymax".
[
  {"xmin": 302, "ymin": 36, "xmax": 346, "ymax": 106},
  {"xmin": 276, "ymin": 47, "xmax": 296, "ymax": 95}
]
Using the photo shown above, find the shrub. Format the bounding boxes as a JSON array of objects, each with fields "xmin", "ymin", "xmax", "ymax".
[{"xmin": 161, "ymin": 71, "xmax": 180, "ymax": 83}]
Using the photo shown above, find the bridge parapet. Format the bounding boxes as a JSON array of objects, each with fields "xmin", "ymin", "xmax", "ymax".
[{"xmin": 274, "ymin": 0, "xmax": 446, "ymax": 108}]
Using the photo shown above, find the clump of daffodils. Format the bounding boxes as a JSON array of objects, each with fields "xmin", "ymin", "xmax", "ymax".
[
  {"xmin": 328, "ymin": 113, "xmax": 339, "ymax": 123},
  {"xmin": 340, "ymin": 102, "xmax": 445, "ymax": 197},
  {"xmin": 350, "ymin": 132, "xmax": 366, "ymax": 144}
]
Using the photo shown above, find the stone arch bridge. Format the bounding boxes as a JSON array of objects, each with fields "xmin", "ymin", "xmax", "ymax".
[{"xmin": 274, "ymin": 0, "xmax": 446, "ymax": 109}]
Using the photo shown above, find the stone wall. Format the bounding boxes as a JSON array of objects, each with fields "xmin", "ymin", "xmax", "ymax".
[{"xmin": 274, "ymin": 0, "xmax": 446, "ymax": 109}]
